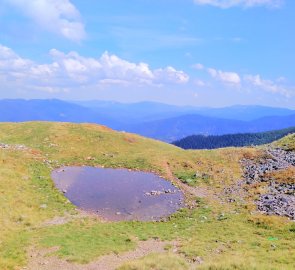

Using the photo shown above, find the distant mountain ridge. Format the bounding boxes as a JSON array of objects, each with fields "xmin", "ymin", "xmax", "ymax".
[
  {"xmin": 0, "ymin": 99, "xmax": 121, "ymax": 129},
  {"xmin": 0, "ymin": 99, "xmax": 295, "ymax": 142},
  {"xmin": 125, "ymin": 113, "xmax": 295, "ymax": 142},
  {"xmin": 73, "ymin": 100, "xmax": 295, "ymax": 121}
]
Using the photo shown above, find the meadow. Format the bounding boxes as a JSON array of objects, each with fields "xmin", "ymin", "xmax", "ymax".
[{"xmin": 0, "ymin": 122, "xmax": 294, "ymax": 270}]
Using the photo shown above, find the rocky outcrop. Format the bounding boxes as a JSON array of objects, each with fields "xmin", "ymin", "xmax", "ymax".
[{"xmin": 241, "ymin": 147, "xmax": 295, "ymax": 220}]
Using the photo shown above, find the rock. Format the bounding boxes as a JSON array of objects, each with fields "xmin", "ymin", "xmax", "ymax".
[
  {"xmin": 145, "ymin": 189, "xmax": 176, "ymax": 196},
  {"xmin": 241, "ymin": 146, "xmax": 295, "ymax": 220},
  {"xmin": 0, "ymin": 142, "xmax": 28, "ymax": 151}
]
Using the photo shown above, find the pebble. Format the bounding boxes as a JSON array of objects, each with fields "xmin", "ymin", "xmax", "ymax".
[{"xmin": 145, "ymin": 189, "xmax": 176, "ymax": 196}]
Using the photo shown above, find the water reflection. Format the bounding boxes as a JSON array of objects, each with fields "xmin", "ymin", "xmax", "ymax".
[{"xmin": 51, "ymin": 166, "xmax": 184, "ymax": 221}]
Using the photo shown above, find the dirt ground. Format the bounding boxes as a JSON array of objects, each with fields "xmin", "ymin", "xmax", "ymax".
[{"xmin": 23, "ymin": 239, "xmax": 177, "ymax": 270}]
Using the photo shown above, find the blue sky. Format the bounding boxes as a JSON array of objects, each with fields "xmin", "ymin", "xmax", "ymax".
[{"xmin": 0, "ymin": 0, "xmax": 294, "ymax": 107}]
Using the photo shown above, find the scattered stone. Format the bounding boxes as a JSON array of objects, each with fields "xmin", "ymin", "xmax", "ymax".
[
  {"xmin": 0, "ymin": 142, "xmax": 29, "ymax": 151},
  {"xmin": 145, "ymin": 189, "xmax": 177, "ymax": 196},
  {"xmin": 241, "ymin": 146, "xmax": 295, "ymax": 220},
  {"xmin": 257, "ymin": 194, "xmax": 295, "ymax": 219}
]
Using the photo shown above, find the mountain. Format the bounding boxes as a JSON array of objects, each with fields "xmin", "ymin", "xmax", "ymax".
[
  {"xmin": 1, "ymin": 99, "xmax": 295, "ymax": 142},
  {"xmin": 173, "ymin": 126, "xmax": 295, "ymax": 149},
  {"xmin": 125, "ymin": 113, "xmax": 295, "ymax": 142},
  {"xmin": 125, "ymin": 114, "xmax": 248, "ymax": 142},
  {"xmin": 73, "ymin": 101, "xmax": 295, "ymax": 122},
  {"xmin": 0, "ymin": 99, "xmax": 121, "ymax": 128},
  {"xmin": 72, "ymin": 100, "xmax": 186, "ymax": 123},
  {"xmin": 191, "ymin": 105, "xmax": 295, "ymax": 121}
]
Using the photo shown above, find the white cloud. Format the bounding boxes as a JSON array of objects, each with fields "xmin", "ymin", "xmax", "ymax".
[
  {"xmin": 192, "ymin": 63, "xmax": 204, "ymax": 70},
  {"xmin": 193, "ymin": 62, "xmax": 241, "ymax": 85},
  {"xmin": 207, "ymin": 67, "xmax": 241, "ymax": 85},
  {"xmin": 154, "ymin": 66, "xmax": 189, "ymax": 84},
  {"xmin": 244, "ymin": 74, "xmax": 291, "ymax": 97},
  {"xmin": 6, "ymin": 0, "xmax": 86, "ymax": 42},
  {"xmin": 0, "ymin": 44, "xmax": 189, "ymax": 93},
  {"xmin": 193, "ymin": 0, "xmax": 283, "ymax": 8},
  {"xmin": 0, "ymin": 45, "xmax": 33, "ymax": 76},
  {"xmin": 194, "ymin": 62, "xmax": 292, "ymax": 97}
]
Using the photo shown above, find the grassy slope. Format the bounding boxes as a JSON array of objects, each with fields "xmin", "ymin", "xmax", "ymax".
[
  {"xmin": 275, "ymin": 133, "xmax": 295, "ymax": 151},
  {"xmin": 0, "ymin": 122, "xmax": 294, "ymax": 270}
]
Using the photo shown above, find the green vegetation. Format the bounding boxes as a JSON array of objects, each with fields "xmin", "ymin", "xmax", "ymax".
[
  {"xmin": 173, "ymin": 126, "xmax": 295, "ymax": 149},
  {"xmin": 174, "ymin": 171, "xmax": 210, "ymax": 186},
  {"xmin": 275, "ymin": 133, "xmax": 295, "ymax": 151},
  {"xmin": 0, "ymin": 122, "xmax": 294, "ymax": 270}
]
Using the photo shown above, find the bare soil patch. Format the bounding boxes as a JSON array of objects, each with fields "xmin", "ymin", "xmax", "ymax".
[{"xmin": 24, "ymin": 239, "xmax": 174, "ymax": 270}]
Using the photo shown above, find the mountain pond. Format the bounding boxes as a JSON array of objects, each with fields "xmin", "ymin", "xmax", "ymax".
[{"xmin": 51, "ymin": 166, "xmax": 184, "ymax": 221}]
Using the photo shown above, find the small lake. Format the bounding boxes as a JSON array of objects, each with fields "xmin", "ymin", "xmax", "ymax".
[{"xmin": 51, "ymin": 166, "xmax": 184, "ymax": 221}]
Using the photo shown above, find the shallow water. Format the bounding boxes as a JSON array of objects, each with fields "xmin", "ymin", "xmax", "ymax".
[{"xmin": 51, "ymin": 166, "xmax": 184, "ymax": 221}]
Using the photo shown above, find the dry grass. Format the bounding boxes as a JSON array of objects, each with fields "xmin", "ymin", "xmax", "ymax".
[{"xmin": 265, "ymin": 167, "xmax": 295, "ymax": 184}]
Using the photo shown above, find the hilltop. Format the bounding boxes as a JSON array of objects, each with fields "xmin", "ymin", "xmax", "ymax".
[{"xmin": 0, "ymin": 122, "xmax": 294, "ymax": 270}]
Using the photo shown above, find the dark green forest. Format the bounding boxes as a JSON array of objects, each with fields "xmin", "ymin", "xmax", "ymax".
[{"xmin": 173, "ymin": 126, "xmax": 295, "ymax": 150}]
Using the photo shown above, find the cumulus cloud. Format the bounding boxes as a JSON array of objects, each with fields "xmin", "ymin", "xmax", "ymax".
[
  {"xmin": 193, "ymin": 61, "xmax": 292, "ymax": 97},
  {"xmin": 6, "ymin": 0, "xmax": 86, "ymax": 41},
  {"xmin": 207, "ymin": 67, "xmax": 241, "ymax": 85},
  {"xmin": 192, "ymin": 63, "xmax": 204, "ymax": 70},
  {"xmin": 244, "ymin": 74, "xmax": 291, "ymax": 97},
  {"xmin": 193, "ymin": 62, "xmax": 241, "ymax": 85},
  {"xmin": 193, "ymin": 0, "xmax": 283, "ymax": 8},
  {"xmin": 0, "ymin": 44, "xmax": 189, "ymax": 92},
  {"xmin": 154, "ymin": 67, "xmax": 189, "ymax": 84}
]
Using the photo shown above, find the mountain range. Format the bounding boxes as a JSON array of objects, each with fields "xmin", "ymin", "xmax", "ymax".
[{"xmin": 1, "ymin": 99, "xmax": 295, "ymax": 142}]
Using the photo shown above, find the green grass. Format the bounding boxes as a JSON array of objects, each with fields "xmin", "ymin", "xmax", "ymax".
[
  {"xmin": 36, "ymin": 205, "xmax": 295, "ymax": 269},
  {"xmin": 0, "ymin": 122, "xmax": 294, "ymax": 270},
  {"xmin": 174, "ymin": 170, "xmax": 211, "ymax": 186}
]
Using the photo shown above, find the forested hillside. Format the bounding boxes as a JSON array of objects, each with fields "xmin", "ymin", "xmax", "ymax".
[{"xmin": 173, "ymin": 126, "xmax": 295, "ymax": 149}]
